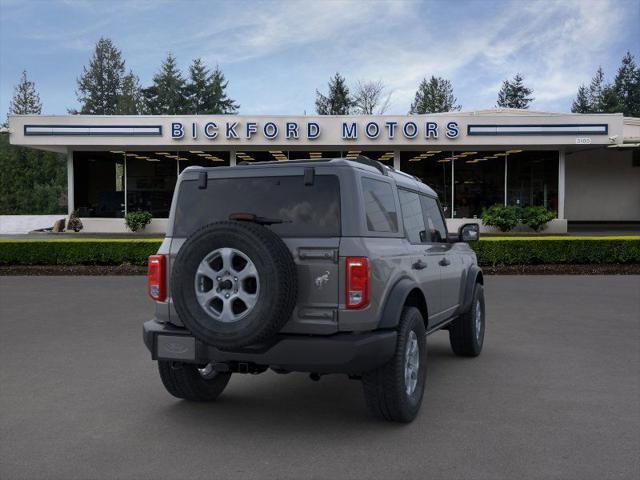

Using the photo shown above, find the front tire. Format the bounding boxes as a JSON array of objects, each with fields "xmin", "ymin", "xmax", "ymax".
[
  {"xmin": 362, "ymin": 307, "xmax": 427, "ymax": 423},
  {"xmin": 449, "ymin": 283, "xmax": 485, "ymax": 357},
  {"xmin": 158, "ymin": 361, "xmax": 231, "ymax": 401}
]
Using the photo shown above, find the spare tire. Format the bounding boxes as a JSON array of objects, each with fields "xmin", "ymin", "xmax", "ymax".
[{"xmin": 171, "ymin": 221, "xmax": 297, "ymax": 349}]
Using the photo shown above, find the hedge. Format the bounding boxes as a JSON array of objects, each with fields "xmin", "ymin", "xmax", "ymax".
[
  {"xmin": 0, "ymin": 239, "xmax": 162, "ymax": 266},
  {"xmin": 472, "ymin": 237, "xmax": 640, "ymax": 266},
  {"xmin": 0, "ymin": 237, "xmax": 639, "ymax": 267}
]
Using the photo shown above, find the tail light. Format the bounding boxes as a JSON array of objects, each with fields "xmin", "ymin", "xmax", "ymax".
[
  {"xmin": 147, "ymin": 255, "xmax": 166, "ymax": 301},
  {"xmin": 346, "ymin": 257, "xmax": 369, "ymax": 309}
]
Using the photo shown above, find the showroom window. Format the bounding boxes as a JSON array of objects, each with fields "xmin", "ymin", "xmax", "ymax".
[
  {"xmin": 401, "ymin": 150, "xmax": 559, "ymax": 219},
  {"xmin": 73, "ymin": 150, "xmax": 229, "ymax": 218}
]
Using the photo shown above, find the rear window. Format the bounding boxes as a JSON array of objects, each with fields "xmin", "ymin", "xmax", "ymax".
[{"xmin": 173, "ymin": 175, "xmax": 341, "ymax": 237}]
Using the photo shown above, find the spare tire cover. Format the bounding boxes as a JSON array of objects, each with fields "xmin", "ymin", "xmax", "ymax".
[{"xmin": 172, "ymin": 221, "xmax": 297, "ymax": 349}]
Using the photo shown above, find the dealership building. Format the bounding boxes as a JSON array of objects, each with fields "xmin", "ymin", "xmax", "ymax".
[{"xmin": 7, "ymin": 109, "xmax": 640, "ymax": 233}]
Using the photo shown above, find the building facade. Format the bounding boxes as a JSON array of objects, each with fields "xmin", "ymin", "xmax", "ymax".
[{"xmin": 8, "ymin": 109, "xmax": 640, "ymax": 233}]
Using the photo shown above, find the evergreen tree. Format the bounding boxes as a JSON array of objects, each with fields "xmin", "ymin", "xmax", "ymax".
[
  {"xmin": 496, "ymin": 73, "xmax": 534, "ymax": 109},
  {"xmin": 207, "ymin": 65, "xmax": 239, "ymax": 114},
  {"xmin": 185, "ymin": 59, "xmax": 239, "ymax": 114},
  {"xmin": 8, "ymin": 70, "xmax": 42, "ymax": 116},
  {"xmin": 75, "ymin": 37, "xmax": 126, "ymax": 114},
  {"xmin": 315, "ymin": 73, "xmax": 353, "ymax": 115},
  {"xmin": 2, "ymin": 71, "xmax": 66, "ymax": 214},
  {"xmin": 186, "ymin": 58, "xmax": 209, "ymax": 114},
  {"xmin": 116, "ymin": 71, "xmax": 144, "ymax": 114},
  {"xmin": 409, "ymin": 76, "xmax": 460, "ymax": 114},
  {"xmin": 613, "ymin": 51, "xmax": 640, "ymax": 117},
  {"xmin": 587, "ymin": 66, "xmax": 607, "ymax": 112},
  {"xmin": 0, "ymin": 137, "xmax": 66, "ymax": 215},
  {"xmin": 571, "ymin": 85, "xmax": 591, "ymax": 113},
  {"xmin": 144, "ymin": 53, "xmax": 188, "ymax": 114}
]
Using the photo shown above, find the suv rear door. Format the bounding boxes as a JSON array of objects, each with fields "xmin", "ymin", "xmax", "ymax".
[{"xmin": 170, "ymin": 169, "xmax": 342, "ymax": 334}]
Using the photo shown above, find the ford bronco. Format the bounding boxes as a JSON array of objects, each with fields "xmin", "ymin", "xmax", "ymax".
[{"xmin": 143, "ymin": 156, "xmax": 485, "ymax": 422}]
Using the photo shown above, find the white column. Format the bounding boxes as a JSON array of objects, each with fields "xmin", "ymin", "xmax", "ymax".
[
  {"xmin": 558, "ymin": 149, "xmax": 566, "ymax": 219},
  {"xmin": 66, "ymin": 149, "xmax": 74, "ymax": 215},
  {"xmin": 124, "ymin": 155, "xmax": 128, "ymax": 216},
  {"xmin": 230, "ymin": 150, "xmax": 236, "ymax": 166},
  {"xmin": 504, "ymin": 153, "xmax": 508, "ymax": 205},
  {"xmin": 450, "ymin": 153, "xmax": 455, "ymax": 218},
  {"xmin": 393, "ymin": 150, "xmax": 401, "ymax": 171}
]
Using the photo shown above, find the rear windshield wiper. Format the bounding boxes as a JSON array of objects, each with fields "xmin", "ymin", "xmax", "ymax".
[{"xmin": 229, "ymin": 212, "xmax": 290, "ymax": 226}]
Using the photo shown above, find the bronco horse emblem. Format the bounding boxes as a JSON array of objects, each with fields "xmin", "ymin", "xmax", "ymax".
[{"xmin": 314, "ymin": 271, "xmax": 330, "ymax": 288}]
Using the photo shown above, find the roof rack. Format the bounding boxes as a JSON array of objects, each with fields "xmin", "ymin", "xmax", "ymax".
[{"xmin": 350, "ymin": 155, "xmax": 387, "ymax": 175}]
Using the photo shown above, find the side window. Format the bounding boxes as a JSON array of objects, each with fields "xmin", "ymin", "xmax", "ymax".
[
  {"xmin": 420, "ymin": 195, "xmax": 448, "ymax": 243},
  {"xmin": 398, "ymin": 189, "xmax": 427, "ymax": 243},
  {"xmin": 361, "ymin": 178, "xmax": 398, "ymax": 233}
]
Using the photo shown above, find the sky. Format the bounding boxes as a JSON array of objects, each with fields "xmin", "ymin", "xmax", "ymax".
[{"xmin": 0, "ymin": 0, "xmax": 638, "ymax": 117}]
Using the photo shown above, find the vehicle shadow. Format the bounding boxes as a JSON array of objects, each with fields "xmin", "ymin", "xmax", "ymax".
[{"xmin": 155, "ymin": 334, "xmax": 463, "ymax": 433}]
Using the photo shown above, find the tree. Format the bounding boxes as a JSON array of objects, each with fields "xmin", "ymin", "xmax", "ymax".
[
  {"xmin": 496, "ymin": 74, "xmax": 534, "ymax": 109},
  {"xmin": 74, "ymin": 37, "xmax": 126, "ymax": 114},
  {"xmin": 185, "ymin": 58, "xmax": 209, "ymax": 114},
  {"xmin": 613, "ymin": 51, "xmax": 640, "ymax": 117},
  {"xmin": 0, "ymin": 135, "xmax": 66, "ymax": 215},
  {"xmin": 353, "ymin": 80, "xmax": 391, "ymax": 114},
  {"xmin": 315, "ymin": 73, "xmax": 353, "ymax": 115},
  {"xmin": 587, "ymin": 67, "xmax": 608, "ymax": 112},
  {"xmin": 116, "ymin": 71, "xmax": 144, "ymax": 115},
  {"xmin": 571, "ymin": 85, "xmax": 591, "ymax": 113},
  {"xmin": 409, "ymin": 76, "xmax": 460, "ymax": 114},
  {"xmin": 185, "ymin": 59, "xmax": 239, "ymax": 114},
  {"xmin": 1, "ymin": 71, "xmax": 66, "ymax": 215},
  {"xmin": 143, "ymin": 53, "xmax": 188, "ymax": 114},
  {"xmin": 8, "ymin": 70, "xmax": 42, "ymax": 117},
  {"xmin": 207, "ymin": 65, "xmax": 239, "ymax": 114}
]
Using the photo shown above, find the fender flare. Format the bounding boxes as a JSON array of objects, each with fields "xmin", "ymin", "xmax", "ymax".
[
  {"xmin": 459, "ymin": 265, "xmax": 483, "ymax": 314},
  {"xmin": 377, "ymin": 278, "xmax": 424, "ymax": 329}
]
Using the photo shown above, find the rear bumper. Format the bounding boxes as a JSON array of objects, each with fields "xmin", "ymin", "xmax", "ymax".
[{"xmin": 143, "ymin": 319, "xmax": 397, "ymax": 374}]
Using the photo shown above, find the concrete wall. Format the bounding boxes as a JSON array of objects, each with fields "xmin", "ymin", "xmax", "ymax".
[{"xmin": 565, "ymin": 149, "xmax": 640, "ymax": 221}]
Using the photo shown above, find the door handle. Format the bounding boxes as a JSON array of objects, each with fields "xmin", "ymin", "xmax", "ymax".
[
  {"xmin": 412, "ymin": 260, "xmax": 427, "ymax": 270},
  {"xmin": 439, "ymin": 257, "xmax": 451, "ymax": 267}
]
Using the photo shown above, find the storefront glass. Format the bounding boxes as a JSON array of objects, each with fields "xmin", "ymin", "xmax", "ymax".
[
  {"xmin": 401, "ymin": 149, "xmax": 558, "ymax": 218},
  {"xmin": 507, "ymin": 150, "xmax": 558, "ymax": 212},
  {"xmin": 73, "ymin": 151, "xmax": 125, "ymax": 217},
  {"xmin": 452, "ymin": 151, "xmax": 505, "ymax": 218},
  {"xmin": 74, "ymin": 150, "xmax": 229, "ymax": 218}
]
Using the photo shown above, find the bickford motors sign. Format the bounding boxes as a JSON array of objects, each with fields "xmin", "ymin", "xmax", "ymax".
[{"xmin": 170, "ymin": 119, "xmax": 461, "ymax": 141}]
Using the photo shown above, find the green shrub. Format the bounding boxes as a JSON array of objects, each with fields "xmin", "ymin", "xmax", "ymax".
[
  {"xmin": 0, "ymin": 240, "xmax": 161, "ymax": 266},
  {"xmin": 125, "ymin": 211, "xmax": 153, "ymax": 232},
  {"xmin": 521, "ymin": 206, "xmax": 556, "ymax": 232},
  {"xmin": 481, "ymin": 204, "xmax": 557, "ymax": 232},
  {"xmin": 470, "ymin": 238, "xmax": 640, "ymax": 266},
  {"xmin": 481, "ymin": 205, "xmax": 520, "ymax": 232}
]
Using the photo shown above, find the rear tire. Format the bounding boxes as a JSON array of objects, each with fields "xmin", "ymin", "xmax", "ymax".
[
  {"xmin": 449, "ymin": 283, "xmax": 485, "ymax": 357},
  {"xmin": 362, "ymin": 307, "xmax": 427, "ymax": 423},
  {"xmin": 158, "ymin": 361, "xmax": 231, "ymax": 401}
]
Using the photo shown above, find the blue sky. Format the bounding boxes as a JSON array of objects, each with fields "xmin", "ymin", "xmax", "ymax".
[{"xmin": 1, "ymin": 0, "xmax": 638, "ymax": 117}]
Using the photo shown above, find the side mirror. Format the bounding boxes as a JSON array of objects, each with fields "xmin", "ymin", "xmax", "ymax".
[{"xmin": 459, "ymin": 223, "xmax": 480, "ymax": 242}]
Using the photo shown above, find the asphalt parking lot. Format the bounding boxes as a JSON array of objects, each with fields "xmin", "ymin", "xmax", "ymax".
[{"xmin": 1, "ymin": 275, "xmax": 639, "ymax": 480}]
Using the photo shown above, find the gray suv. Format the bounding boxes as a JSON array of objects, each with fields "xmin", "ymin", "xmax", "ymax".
[{"xmin": 143, "ymin": 156, "xmax": 485, "ymax": 422}]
